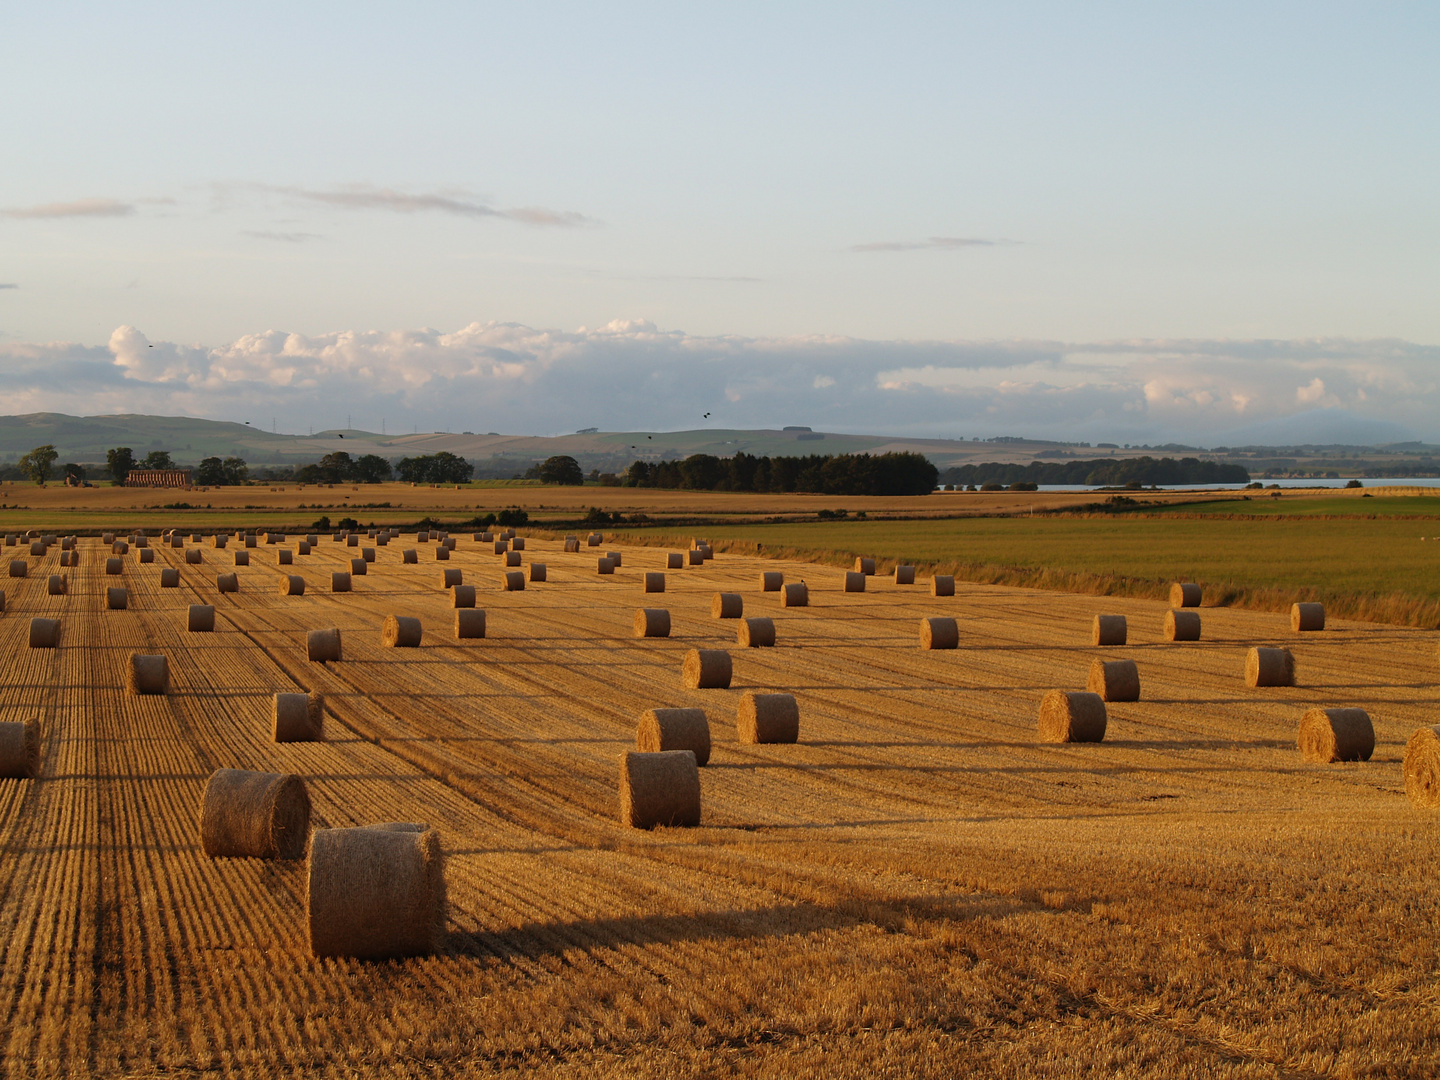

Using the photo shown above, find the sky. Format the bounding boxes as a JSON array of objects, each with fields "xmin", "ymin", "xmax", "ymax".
[{"xmin": 0, "ymin": 2, "xmax": 1435, "ymax": 444}]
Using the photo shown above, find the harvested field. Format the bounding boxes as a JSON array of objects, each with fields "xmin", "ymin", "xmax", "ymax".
[{"xmin": 0, "ymin": 533, "xmax": 1437, "ymax": 1076}]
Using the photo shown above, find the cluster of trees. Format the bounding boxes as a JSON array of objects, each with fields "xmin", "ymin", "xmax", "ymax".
[
  {"xmin": 396, "ymin": 451, "xmax": 474, "ymax": 484},
  {"xmin": 531, "ymin": 455, "xmax": 585, "ymax": 485},
  {"xmin": 105, "ymin": 447, "xmax": 187, "ymax": 484},
  {"xmin": 194, "ymin": 456, "xmax": 251, "ymax": 486},
  {"xmin": 293, "ymin": 451, "xmax": 391, "ymax": 485},
  {"xmin": 622, "ymin": 451, "xmax": 938, "ymax": 496},
  {"xmin": 938, "ymin": 456, "xmax": 1251, "ymax": 489}
]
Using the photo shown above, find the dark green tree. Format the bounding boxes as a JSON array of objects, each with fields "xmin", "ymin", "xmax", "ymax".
[
  {"xmin": 539, "ymin": 455, "xmax": 585, "ymax": 485},
  {"xmin": 354, "ymin": 454, "xmax": 392, "ymax": 483},
  {"xmin": 140, "ymin": 450, "xmax": 174, "ymax": 470},
  {"xmin": 106, "ymin": 447, "xmax": 135, "ymax": 484},
  {"xmin": 195, "ymin": 457, "xmax": 227, "ymax": 485},
  {"xmin": 18, "ymin": 444, "xmax": 59, "ymax": 485}
]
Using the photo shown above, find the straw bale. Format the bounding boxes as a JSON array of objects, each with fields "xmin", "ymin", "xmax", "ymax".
[
  {"xmin": 382, "ymin": 615, "xmax": 422, "ymax": 648},
  {"xmin": 217, "ymin": 572, "xmax": 239, "ymax": 593},
  {"xmin": 332, "ymin": 572, "xmax": 352, "ymax": 592},
  {"xmin": 503, "ymin": 570, "xmax": 526, "ymax": 591},
  {"xmin": 450, "ymin": 584, "xmax": 476, "ymax": 608},
  {"xmin": 112, "ymin": 541, "xmax": 129, "ymax": 555},
  {"xmin": 202, "ymin": 769, "xmax": 311, "ymax": 859},
  {"xmin": 688, "ymin": 549, "xmax": 704, "ymax": 566},
  {"xmin": 135, "ymin": 535, "xmax": 149, "ymax": 548},
  {"xmin": 1092, "ymin": 614, "xmax": 1127, "ymax": 646},
  {"xmin": 1245, "ymin": 647, "xmax": 1295, "ymax": 687},
  {"xmin": 278, "ymin": 549, "xmax": 293, "ymax": 565},
  {"xmin": 28, "ymin": 541, "xmax": 45, "ymax": 556},
  {"xmin": 511, "ymin": 538, "xmax": 524, "ymax": 551},
  {"xmin": 682, "ymin": 648, "xmax": 732, "ymax": 689},
  {"xmin": 296, "ymin": 542, "xmax": 310, "ymax": 556},
  {"xmin": 844, "ymin": 571, "xmax": 866, "ymax": 593},
  {"xmin": 185, "ymin": 549, "xmax": 203, "ymax": 565},
  {"xmin": 931, "ymin": 575, "xmax": 955, "ymax": 597},
  {"xmin": 187, "ymin": 605, "xmax": 216, "ymax": 632},
  {"xmin": 606, "ymin": 551, "xmax": 623, "ymax": 568},
  {"xmin": 635, "ymin": 608, "xmax": 670, "ymax": 637},
  {"xmin": 667, "ymin": 552, "xmax": 683, "ymax": 569},
  {"xmin": 712, "ymin": 592, "xmax": 742, "ymax": 619},
  {"xmin": 245, "ymin": 535, "xmax": 257, "ymax": 548},
  {"xmin": 700, "ymin": 545, "xmax": 714, "ymax": 561},
  {"xmin": 737, "ymin": 692, "xmax": 799, "ymax": 744},
  {"xmin": 307, "ymin": 823, "xmax": 446, "ymax": 958},
  {"xmin": 1165, "ymin": 610, "xmax": 1202, "ymax": 641},
  {"xmin": 436, "ymin": 547, "xmax": 450, "ymax": 561},
  {"xmin": 28, "ymin": 618, "xmax": 59, "ymax": 648},
  {"xmin": 280, "ymin": 575, "xmax": 305, "ymax": 596},
  {"xmin": 107, "ymin": 587, "xmax": 129, "ymax": 610},
  {"xmin": 346, "ymin": 534, "xmax": 359, "ymax": 547},
  {"xmin": 1403, "ymin": 726, "xmax": 1440, "ymax": 808},
  {"xmin": 102, "ymin": 532, "xmax": 114, "ymax": 544},
  {"xmin": 1292, "ymin": 602, "xmax": 1325, "ymax": 632},
  {"xmin": 1087, "ymin": 658, "xmax": 1139, "ymax": 702},
  {"xmin": 854, "ymin": 557, "xmax": 876, "ymax": 575},
  {"xmin": 105, "ymin": 557, "xmax": 123, "ymax": 575},
  {"xmin": 1038, "ymin": 690, "xmax": 1108, "ymax": 743},
  {"xmin": 493, "ymin": 541, "xmax": 508, "ymax": 555},
  {"xmin": 564, "ymin": 537, "xmax": 580, "ymax": 552},
  {"xmin": 738, "ymin": 616, "xmax": 775, "ymax": 647},
  {"xmin": 645, "ymin": 572, "xmax": 666, "ymax": 593},
  {"xmin": 1170, "ymin": 582, "xmax": 1201, "ymax": 607},
  {"xmin": 504, "ymin": 550, "xmax": 520, "ymax": 567},
  {"xmin": 597, "ymin": 557, "xmax": 615, "ymax": 575},
  {"xmin": 403, "ymin": 549, "xmax": 418, "ymax": 563},
  {"xmin": 455, "ymin": 609, "xmax": 486, "ymax": 638},
  {"xmin": 1299, "ymin": 707, "xmax": 1374, "ymax": 763},
  {"xmin": 274, "ymin": 692, "xmax": 325, "ymax": 743},
  {"xmin": 442, "ymin": 568, "xmax": 463, "ymax": 588},
  {"xmin": 350, "ymin": 558, "xmax": 367, "ymax": 575},
  {"xmin": 894, "ymin": 565, "xmax": 916, "ymax": 585},
  {"xmin": 588, "ymin": 533, "xmax": 603, "ymax": 546},
  {"xmin": 47, "ymin": 574, "xmax": 66, "ymax": 596},
  {"xmin": 171, "ymin": 535, "xmax": 184, "ymax": 549},
  {"xmin": 0, "ymin": 720, "xmax": 39, "ymax": 779},
  {"xmin": 127, "ymin": 654, "xmax": 169, "ymax": 694},
  {"xmin": 307, "ymin": 628, "xmax": 342, "ymax": 662},
  {"xmin": 306, "ymin": 534, "xmax": 318, "ymax": 546},
  {"xmin": 636, "ymin": 708, "xmax": 711, "ymax": 766},
  {"xmin": 530, "ymin": 563, "xmax": 547, "ymax": 582},
  {"xmin": 159, "ymin": 568, "xmax": 180, "ymax": 587},
  {"xmin": 761, "ymin": 571, "xmax": 784, "ymax": 591},
  {"xmin": 7, "ymin": 560, "xmax": 25, "ymax": 578},
  {"xmin": 919, "ymin": 617, "xmax": 959, "ymax": 650},
  {"xmin": 782, "ymin": 582, "xmax": 809, "ymax": 607},
  {"xmin": 212, "ymin": 534, "xmax": 228, "ymax": 549},
  {"xmin": 233, "ymin": 551, "xmax": 249, "ymax": 566},
  {"xmin": 139, "ymin": 548, "xmax": 155, "ymax": 564},
  {"xmin": 619, "ymin": 750, "xmax": 701, "ymax": 829}
]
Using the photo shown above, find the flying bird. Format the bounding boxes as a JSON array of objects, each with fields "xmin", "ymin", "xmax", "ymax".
[
  {"xmin": 703, "ymin": 412, "xmax": 710, "ymax": 418},
  {"xmin": 647, "ymin": 435, "xmax": 652, "ymax": 440},
  {"xmin": 337, "ymin": 433, "xmax": 344, "ymax": 438}
]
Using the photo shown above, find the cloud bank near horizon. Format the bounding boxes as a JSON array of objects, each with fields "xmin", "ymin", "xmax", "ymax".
[{"xmin": 0, "ymin": 322, "xmax": 1434, "ymax": 445}]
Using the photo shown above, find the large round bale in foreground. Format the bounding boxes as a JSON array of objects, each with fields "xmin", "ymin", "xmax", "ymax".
[
  {"xmin": 29, "ymin": 618, "xmax": 60, "ymax": 648},
  {"xmin": 1292, "ymin": 602, "xmax": 1325, "ymax": 632},
  {"xmin": 1087, "ymin": 658, "xmax": 1139, "ymax": 702},
  {"xmin": 185, "ymin": 549, "xmax": 203, "ymax": 565},
  {"xmin": 502, "ymin": 570, "xmax": 526, "ymax": 591},
  {"xmin": 160, "ymin": 568, "xmax": 180, "ymax": 587},
  {"xmin": 7, "ymin": 560, "xmax": 26, "ymax": 578},
  {"xmin": 306, "ymin": 824, "xmax": 447, "ymax": 959},
  {"xmin": 682, "ymin": 648, "xmax": 732, "ymax": 689},
  {"xmin": 738, "ymin": 616, "xmax": 775, "ymax": 647},
  {"xmin": 455, "ymin": 609, "xmax": 486, "ymax": 639},
  {"xmin": 528, "ymin": 562, "xmax": 547, "ymax": 582},
  {"xmin": 106, "ymin": 587, "xmax": 129, "ymax": 610},
  {"xmin": 620, "ymin": 750, "xmax": 701, "ymax": 829},
  {"xmin": 0, "ymin": 720, "xmax": 39, "ymax": 778},
  {"xmin": 382, "ymin": 615, "xmax": 422, "ymax": 648},
  {"xmin": 1164, "ymin": 610, "xmax": 1202, "ymax": 641},
  {"xmin": 1170, "ymin": 582, "xmax": 1202, "ymax": 607},
  {"xmin": 217, "ymin": 572, "xmax": 239, "ymax": 593},
  {"xmin": 202, "ymin": 769, "xmax": 311, "ymax": 859},
  {"xmin": 1298, "ymin": 708, "xmax": 1374, "ymax": 763},
  {"xmin": 232, "ymin": 550, "xmax": 249, "ymax": 566},
  {"xmin": 712, "ymin": 592, "xmax": 742, "ymax": 618},
  {"xmin": 105, "ymin": 557, "xmax": 123, "ymax": 575},
  {"xmin": 503, "ymin": 550, "xmax": 520, "ymax": 567},
  {"xmin": 187, "ymin": 605, "xmax": 216, "ymax": 632},
  {"xmin": 635, "ymin": 608, "xmax": 671, "ymax": 638},
  {"xmin": 436, "ymin": 547, "xmax": 451, "ymax": 562},
  {"xmin": 919, "ymin": 617, "xmax": 959, "ymax": 650},
  {"xmin": 737, "ymin": 692, "xmax": 800, "ymax": 744},
  {"xmin": 644, "ymin": 571, "xmax": 666, "ymax": 594},
  {"xmin": 894, "ymin": 565, "xmax": 916, "ymax": 585},
  {"xmin": 844, "ymin": 571, "xmax": 866, "ymax": 593},
  {"xmin": 1403, "ymin": 726, "xmax": 1440, "ymax": 808},
  {"xmin": 760, "ymin": 571, "xmax": 783, "ymax": 592},
  {"xmin": 1038, "ymin": 690, "xmax": 1108, "ymax": 743},
  {"xmin": 128, "ymin": 654, "xmax": 169, "ymax": 695},
  {"xmin": 47, "ymin": 574, "xmax": 66, "ymax": 596},
  {"xmin": 349, "ymin": 558, "xmax": 367, "ymax": 576},
  {"xmin": 930, "ymin": 575, "xmax": 956, "ymax": 597},
  {"xmin": 331, "ymin": 572, "xmax": 352, "ymax": 592},
  {"xmin": 402, "ymin": 549, "xmax": 418, "ymax": 564},
  {"xmin": 279, "ymin": 574, "xmax": 305, "ymax": 596},
  {"xmin": 307, "ymin": 628, "xmax": 342, "ymax": 662},
  {"xmin": 451, "ymin": 584, "xmax": 476, "ymax": 608},
  {"xmin": 1245, "ymin": 646, "xmax": 1295, "ymax": 687},
  {"xmin": 687, "ymin": 549, "xmax": 704, "ymax": 566},
  {"xmin": 854, "ymin": 557, "xmax": 876, "ymax": 575},
  {"xmin": 138, "ymin": 548, "xmax": 155, "ymax": 564},
  {"xmin": 1092, "ymin": 614, "xmax": 1127, "ymax": 646},
  {"xmin": 442, "ymin": 568, "xmax": 462, "ymax": 588},
  {"xmin": 363, "ymin": 547, "xmax": 376, "ymax": 562},
  {"xmin": 274, "ymin": 691, "xmax": 324, "ymax": 742},
  {"xmin": 637, "ymin": 708, "xmax": 711, "ymax": 766}
]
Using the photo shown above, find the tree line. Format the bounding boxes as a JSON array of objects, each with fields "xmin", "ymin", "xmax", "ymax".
[
  {"xmin": 619, "ymin": 451, "xmax": 939, "ymax": 495},
  {"xmin": 937, "ymin": 456, "xmax": 1251, "ymax": 488}
]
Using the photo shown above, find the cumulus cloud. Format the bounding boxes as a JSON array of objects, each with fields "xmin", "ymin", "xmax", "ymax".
[
  {"xmin": 0, "ymin": 323, "xmax": 1435, "ymax": 444},
  {"xmin": 1, "ymin": 198, "xmax": 135, "ymax": 219},
  {"xmin": 851, "ymin": 236, "xmax": 1018, "ymax": 252}
]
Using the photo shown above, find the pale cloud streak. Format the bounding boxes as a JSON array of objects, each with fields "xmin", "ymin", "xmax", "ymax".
[
  {"xmin": 263, "ymin": 184, "xmax": 590, "ymax": 226},
  {"xmin": 851, "ymin": 236, "xmax": 1018, "ymax": 252},
  {"xmin": 1, "ymin": 198, "xmax": 135, "ymax": 219}
]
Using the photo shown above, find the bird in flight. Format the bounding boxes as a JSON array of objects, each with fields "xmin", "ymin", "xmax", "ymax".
[
  {"xmin": 338, "ymin": 433, "xmax": 345, "ymax": 438},
  {"xmin": 703, "ymin": 412, "xmax": 710, "ymax": 418}
]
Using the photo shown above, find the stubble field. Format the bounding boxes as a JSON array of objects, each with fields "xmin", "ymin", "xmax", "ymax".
[{"xmin": 0, "ymin": 529, "xmax": 1437, "ymax": 1077}]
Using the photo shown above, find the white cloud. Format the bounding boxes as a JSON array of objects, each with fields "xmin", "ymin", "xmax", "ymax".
[{"xmin": 1, "ymin": 197, "xmax": 135, "ymax": 219}]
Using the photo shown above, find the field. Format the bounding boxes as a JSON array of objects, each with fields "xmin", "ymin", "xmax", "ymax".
[{"xmin": 0, "ymin": 527, "xmax": 1437, "ymax": 1077}]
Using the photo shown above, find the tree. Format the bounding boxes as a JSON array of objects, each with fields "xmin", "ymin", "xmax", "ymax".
[
  {"xmin": 18, "ymin": 445, "xmax": 58, "ymax": 485},
  {"xmin": 195, "ymin": 457, "xmax": 226, "ymax": 485},
  {"xmin": 223, "ymin": 457, "xmax": 249, "ymax": 485},
  {"xmin": 395, "ymin": 452, "xmax": 473, "ymax": 484},
  {"xmin": 106, "ymin": 447, "xmax": 135, "ymax": 485},
  {"xmin": 539, "ymin": 455, "xmax": 585, "ymax": 485},
  {"xmin": 354, "ymin": 454, "xmax": 392, "ymax": 483},
  {"xmin": 140, "ymin": 450, "xmax": 174, "ymax": 471},
  {"xmin": 63, "ymin": 463, "xmax": 86, "ymax": 484}
]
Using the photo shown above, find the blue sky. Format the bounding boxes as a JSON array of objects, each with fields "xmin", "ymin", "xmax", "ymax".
[{"xmin": 0, "ymin": 3, "xmax": 1435, "ymax": 441}]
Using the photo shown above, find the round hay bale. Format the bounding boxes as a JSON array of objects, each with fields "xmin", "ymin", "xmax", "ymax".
[
  {"xmin": 212, "ymin": 534, "xmax": 228, "ymax": 549},
  {"xmin": 297, "ymin": 541, "xmax": 311, "ymax": 556},
  {"xmin": 331, "ymin": 571, "xmax": 352, "ymax": 593},
  {"xmin": 493, "ymin": 541, "xmax": 508, "ymax": 555},
  {"xmin": 666, "ymin": 552, "xmax": 684, "ymax": 569},
  {"xmin": 280, "ymin": 575, "xmax": 305, "ymax": 596},
  {"xmin": 1038, "ymin": 690, "xmax": 1108, "ymax": 743},
  {"xmin": 930, "ymin": 575, "xmax": 956, "ymax": 597},
  {"xmin": 107, "ymin": 587, "xmax": 129, "ymax": 610},
  {"xmin": 46, "ymin": 574, "xmax": 66, "ymax": 596},
  {"xmin": 442, "ymin": 568, "xmax": 463, "ymax": 588},
  {"xmin": 644, "ymin": 572, "xmax": 666, "ymax": 594},
  {"xmin": 202, "ymin": 769, "xmax": 311, "ymax": 859},
  {"xmin": 7, "ymin": 560, "xmax": 26, "ymax": 579},
  {"xmin": 1164, "ymin": 610, "xmax": 1202, "ymax": 641},
  {"xmin": 159, "ymin": 568, "xmax": 180, "ymax": 588},
  {"xmin": 738, "ymin": 616, "xmax": 775, "ymax": 648},
  {"xmin": 606, "ymin": 551, "xmax": 623, "ymax": 568},
  {"xmin": 843, "ymin": 571, "xmax": 866, "ymax": 593},
  {"xmin": 244, "ymin": 535, "xmax": 257, "ymax": 548},
  {"xmin": 529, "ymin": 562, "xmax": 547, "ymax": 582},
  {"xmin": 619, "ymin": 750, "xmax": 701, "ymax": 829},
  {"xmin": 503, "ymin": 570, "xmax": 526, "ymax": 591},
  {"xmin": 782, "ymin": 582, "xmax": 808, "ymax": 607},
  {"xmin": 1092, "ymin": 614, "xmax": 1127, "ymax": 646},
  {"xmin": 564, "ymin": 537, "xmax": 580, "ymax": 553},
  {"xmin": 187, "ymin": 605, "xmax": 216, "ymax": 632},
  {"xmin": 712, "ymin": 592, "xmax": 743, "ymax": 619},
  {"xmin": 1245, "ymin": 646, "xmax": 1295, "ymax": 687},
  {"xmin": 346, "ymin": 534, "xmax": 359, "ymax": 547},
  {"xmin": 171, "ymin": 535, "xmax": 184, "ymax": 549},
  {"xmin": 382, "ymin": 615, "xmax": 422, "ymax": 648},
  {"xmin": 402, "ymin": 549, "xmax": 418, "ymax": 564},
  {"xmin": 1298, "ymin": 707, "xmax": 1374, "ymax": 763},
  {"xmin": 634, "ymin": 608, "xmax": 671, "ymax": 638},
  {"xmin": 682, "ymin": 648, "xmax": 732, "ymax": 689},
  {"xmin": 307, "ymin": 628, "xmax": 342, "ymax": 662},
  {"xmin": 1403, "ymin": 726, "xmax": 1440, "ymax": 808},
  {"xmin": 436, "ymin": 547, "xmax": 450, "ymax": 562},
  {"xmin": 503, "ymin": 550, "xmax": 520, "ymax": 567},
  {"xmin": 277, "ymin": 549, "xmax": 293, "ymax": 565},
  {"xmin": 455, "ymin": 609, "xmax": 486, "ymax": 638},
  {"xmin": 350, "ymin": 558, "xmax": 367, "ymax": 576},
  {"xmin": 105, "ymin": 557, "xmax": 123, "ymax": 575},
  {"xmin": 416, "ymin": 530, "xmax": 429, "ymax": 543},
  {"xmin": 737, "ymin": 692, "xmax": 799, "ymax": 744},
  {"xmin": 135, "ymin": 535, "xmax": 149, "ymax": 548},
  {"xmin": 307, "ymin": 824, "xmax": 446, "ymax": 958},
  {"xmin": 274, "ymin": 692, "xmax": 324, "ymax": 743},
  {"xmin": 700, "ymin": 545, "xmax": 714, "ymax": 561},
  {"xmin": 588, "ymin": 533, "xmax": 603, "ymax": 546},
  {"xmin": 511, "ymin": 538, "xmax": 524, "ymax": 551},
  {"xmin": 1170, "ymin": 582, "xmax": 1201, "ymax": 607},
  {"xmin": 894, "ymin": 565, "xmax": 916, "ymax": 585},
  {"xmin": 919, "ymin": 617, "xmax": 959, "ymax": 650},
  {"xmin": 185, "ymin": 549, "xmax": 203, "ymax": 565},
  {"xmin": 233, "ymin": 550, "xmax": 249, "ymax": 566},
  {"xmin": 217, "ymin": 572, "xmax": 239, "ymax": 593},
  {"xmin": 1292, "ymin": 602, "xmax": 1325, "ymax": 632},
  {"xmin": 139, "ymin": 548, "xmax": 155, "ymax": 564},
  {"xmin": 597, "ymin": 557, "xmax": 615, "ymax": 575},
  {"xmin": 112, "ymin": 540, "xmax": 129, "ymax": 554},
  {"xmin": 102, "ymin": 532, "xmax": 115, "ymax": 544},
  {"xmin": 28, "ymin": 541, "xmax": 46, "ymax": 556},
  {"xmin": 687, "ymin": 549, "xmax": 704, "ymax": 566},
  {"xmin": 636, "ymin": 708, "xmax": 711, "ymax": 766},
  {"xmin": 29, "ymin": 618, "xmax": 60, "ymax": 648},
  {"xmin": 0, "ymin": 720, "xmax": 39, "ymax": 779},
  {"xmin": 128, "ymin": 654, "xmax": 168, "ymax": 694},
  {"xmin": 452, "ymin": 584, "xmax": 476, "ymax": 608},
  {"xmin": 760, "ymin": 571, "xmax": 784, "ymax": 592},
  {"xmin": 854, "ymin": 557, "xmax": 876, "ymax": 575},
  {"xmin": 1087, "ymin": 658, "xmax": 1139, "ymax": 702}
]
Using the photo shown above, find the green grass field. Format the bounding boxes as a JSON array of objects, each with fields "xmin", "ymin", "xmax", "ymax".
[{"xmin": 1154, "ymin": 494, "xmax": 1440, "ymax": 517}]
